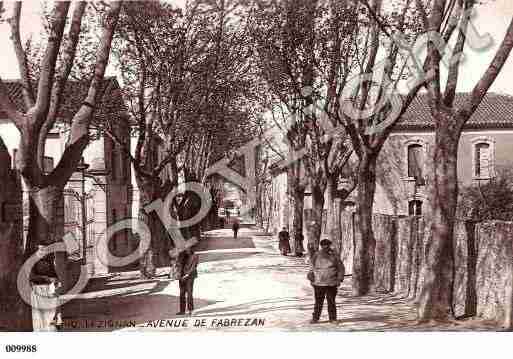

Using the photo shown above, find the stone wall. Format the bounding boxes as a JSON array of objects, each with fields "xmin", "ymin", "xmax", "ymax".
[
  {"xmin": 475, "ymin": 221, "xmax": 513, "ymax": 328},
  {"xmin": 452, "ymin": 220, "xmax": 478, "ymax": 318},
  {"xmin": 372, "ymin": 214, "xmax": 396, "ymax": 293},
  {"xmin": 340, "ymin": 211, "xmax": 513, "ymax": 327}
]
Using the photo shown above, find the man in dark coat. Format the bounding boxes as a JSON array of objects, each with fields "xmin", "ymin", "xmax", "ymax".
[
  {"xmin": 308, "ymin": 238, "xmax": 345, "ymax": 323},
  {"xmin": 175, "ymin": 246, "xmax": 199, "ymax": 316},
  {"xmin": 232, "ymin": 219, "xmax": 240, "ymax": 239},
  {"xmin": 278, "ymin": 227, "xmax": 291, "ymax": 256}
]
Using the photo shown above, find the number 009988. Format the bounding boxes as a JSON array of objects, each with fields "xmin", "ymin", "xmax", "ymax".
[{"xmin": 5, "ymin": 345, "xmax": 37, "ymax": 353}]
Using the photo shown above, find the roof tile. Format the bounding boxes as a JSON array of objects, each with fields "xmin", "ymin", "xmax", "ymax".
[
  {"xmin": 396, "ymin": 93, "xmax": 513, "ymax": 130},
  {"xmin": 0, "ymin": 77, "xmax": 127, "ymax": 122}
]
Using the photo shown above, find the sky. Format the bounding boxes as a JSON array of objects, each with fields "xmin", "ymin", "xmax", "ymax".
[
  {"xmin": 1, "ymin": 0, "xmax": 513, "ymax": 151},
  {"xmin": 1, "ymin": 1, "xmax": 512, "ymax": 88}
]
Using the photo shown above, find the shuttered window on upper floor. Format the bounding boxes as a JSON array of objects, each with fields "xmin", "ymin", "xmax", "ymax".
[
  {"xmin": 474, "ymin": 142, "xmax": 491, "ymax": 178},
  {"xmin": 407, "ymin": 144, "xmax": 425, "ymax": 184}
]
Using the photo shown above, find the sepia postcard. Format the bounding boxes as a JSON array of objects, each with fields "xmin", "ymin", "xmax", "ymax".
[{"xmin": 1, "ymin": 0, "xmax": 513, "ymax": 357}]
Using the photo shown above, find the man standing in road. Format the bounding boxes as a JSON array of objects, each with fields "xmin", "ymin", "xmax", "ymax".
[
  {"xmin": 232, "ymin": 218, "xmax": 240, "ymax": 239},
  {"xmin": 307, "ymin": 238, "xmax": 345, "ymax": 324},
  {"xmin": 175, "ymin": 246, "xmax": 199, "ymax": 316}
]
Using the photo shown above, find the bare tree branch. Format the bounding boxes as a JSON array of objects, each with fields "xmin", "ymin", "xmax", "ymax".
[
  {"xmin": 7, "ymin": 1, "xmax": 35, "ymax": 108},
  {"xmin": 49, "ymin": 1, "xmax": 122, "ymax": 186},
  {"xmin": 424, "ymin": 0, "xmax": 446, "ymax": 104},
  {"xmin": 443, "ymin": 0, "xmax": 470, "ymax": 107},
  {"xmin": 464, "ymin": 17, "xmax": 513, "ymax": 119},
  {"xmin": 38, "ymin": 1, "xmax": 87, "ymax": 168},
  {"xmin": 34, "ymin": 2, "xmax": 70, "ymax": 121}
]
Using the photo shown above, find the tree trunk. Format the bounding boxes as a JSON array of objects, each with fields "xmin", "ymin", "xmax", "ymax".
[
  {"xmin": 293, "ymin": 188, "xmax": 305, "ymax": 250},
  {"xmin": 26, "ymin": 185, "xmax": 68, "ymax": 283},
  {"xmin": 288, "ymin": 186, "xmax": 305, "ymax": 254},
  {"xmin": 22, "ymin": 185, "xmax": 68, "ymax": 331},
  {"xmin": 0, "ymin": 223, "xmax": 32, "ymax": 331},
  {"xmin": 417, "ymin": 125, "xmax": 459, "ymax": 321},
  {"xmin": 26, "ymin": 186, "xmax": 62, "ymax": 251},
  {"xmin": 287, "ymin": 163, "xmax": 305, "ymax": 254},
  {"xmin": 353, "ymin": 153, "xmax": 378, "ymax": 296},
  {"xmin": 287, "ymin": 163, "xmax": 305, "ymax": 252},
  {"xmin": 308, "ymin": 183, "xmax": 325, "ymax": 258},
  {"xmin": 255, "ymin": 183, "xmax": 264, "ymax": 228},
  {"xmin": 178, "ymin": 189, "xmax": 202, "ymax": 241},
  {"xmin": 204, "ymin": 196, "xmax": 220, "ymax": 231},
  {"xmin": 326, "ymin": 176, "xmax": 346, "ymax": 256},
  {"xmin": 137, "ymin": 184, "xmax": 160, "ymax": 277},
  {"xmin": 264, "ymin": 186, "xmax": 274, "ymax": 234}
]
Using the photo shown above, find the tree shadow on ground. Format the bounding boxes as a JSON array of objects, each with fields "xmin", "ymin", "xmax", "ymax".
[
  {"xmin": 198, "ymin": 251, "xmax": 259, "ymax": 264},
  {"xmin": 61, "ymin": 280, "xmax": 217, "ymax": 332},
  {"xmin": 196, "ymin": 237, "xmax": 255, "ymax": 251},
  {"xmin": 81, "ymin": 278, "xmax": 165, "ymax": 294}
]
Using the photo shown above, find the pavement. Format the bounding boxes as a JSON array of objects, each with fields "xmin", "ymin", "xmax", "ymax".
[{"xmin": 60, "ymin": 227, "xmax": 500, "ymax": 332}]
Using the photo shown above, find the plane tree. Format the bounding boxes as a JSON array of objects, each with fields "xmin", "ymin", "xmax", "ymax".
[
  {"xmin": 253, "ymin": 0, "xmax": 358, "ymax": 256},
  {"xmin": 109, "ymin": 0, "xmax": 258, "ymax": 275},
  {"xmin": 414, "ymin": 0, "xmax": 513, "ymax": 321},
  {"xmin": 0, "ymin": 1, "xmax": 121, "ymax": 330}
]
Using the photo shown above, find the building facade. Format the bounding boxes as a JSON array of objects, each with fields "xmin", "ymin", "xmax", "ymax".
[
  {"xmin": 268, "ymin": 93, "xmax": 513, "ymax": 233},
  {"xmin": 372, "ymin": 93, "xmax": 513, "ymax": 216},
  {"xmin": 0, "ymin": 77, "xmax": 132, "ymax": 275}
]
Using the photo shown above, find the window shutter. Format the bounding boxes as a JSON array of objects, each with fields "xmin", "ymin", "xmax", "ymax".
[
  {"xmin": 408, "ymin": 200, "xmax": 422, "ymax": 216},
  {"xmin": 407, "ymin": 144, "xmax": 424, "ymax": 181},
  {"xmin": 475, "ymin": 143, "xmax": 490, "ymax": 178}
]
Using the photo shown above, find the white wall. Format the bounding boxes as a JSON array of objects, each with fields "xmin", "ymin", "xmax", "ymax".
[{"xmin": 0, "ymin": 122, "xmax": 20, "ymax": 159}]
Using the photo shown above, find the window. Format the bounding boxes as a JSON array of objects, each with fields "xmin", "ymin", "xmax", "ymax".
[
  {"xmin": 408, "ymin": 200, "xmax": 422, "ymax": 216},
  {"xmin": 407, "ymin": 143, "xmax": 424, "ymax": 182},
  {"xmin": 474, "ymin": 142, "xmax": 491, "ymax": 178},
  {"xmin": 43, "ymin": 156, "xmax": 54, "ymax": 174}
]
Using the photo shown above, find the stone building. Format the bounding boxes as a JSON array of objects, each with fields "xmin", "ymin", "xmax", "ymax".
[
  {"xmin": 372, "ymin": 93, "xmax": 513, "ymax": 216},
  {"xmin": 268, "ymin": 92, "xmax": 513, "ymax": 233},
  {"xmin": 0, "ymin": 77, "xmax": 132, "ymax": 275}
]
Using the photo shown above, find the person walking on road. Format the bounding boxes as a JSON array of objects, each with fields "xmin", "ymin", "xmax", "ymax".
[
  {"xmin": 307, "ymin": 238, "xmax": 345, "ymax": 324},
  {"xmin": 278, "ymin": 227, "xmax": 291, "ymax": 256},
  {"xmin": 232, "ymin": 219, "xmax": 240, "ymax": 239},
  {"xmin": 175, "ymin": 246, "xmax": 199, "ymax": 316}
]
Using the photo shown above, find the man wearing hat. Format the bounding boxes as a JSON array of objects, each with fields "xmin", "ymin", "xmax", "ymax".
[{"xmin": 307, "ymin": 237, "xmax": 345, "ymax": 324}]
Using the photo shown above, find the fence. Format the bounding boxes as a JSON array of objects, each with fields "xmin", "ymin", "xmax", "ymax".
[{"xmin": 340, "ymin": 212, "xmax": 513, "ymax": 327}]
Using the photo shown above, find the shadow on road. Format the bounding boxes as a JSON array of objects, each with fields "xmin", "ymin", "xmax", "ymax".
[
  {"xmin": 196, "ymin": 236, "xmax": 255, "ymax": 251},
  {"xmin": 199, "ymin": 251, "xmax": 259, "ymax": 263},
  {"xmin": 62, "ymin": 280, "xmax": 217, "ymax": 332}
]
